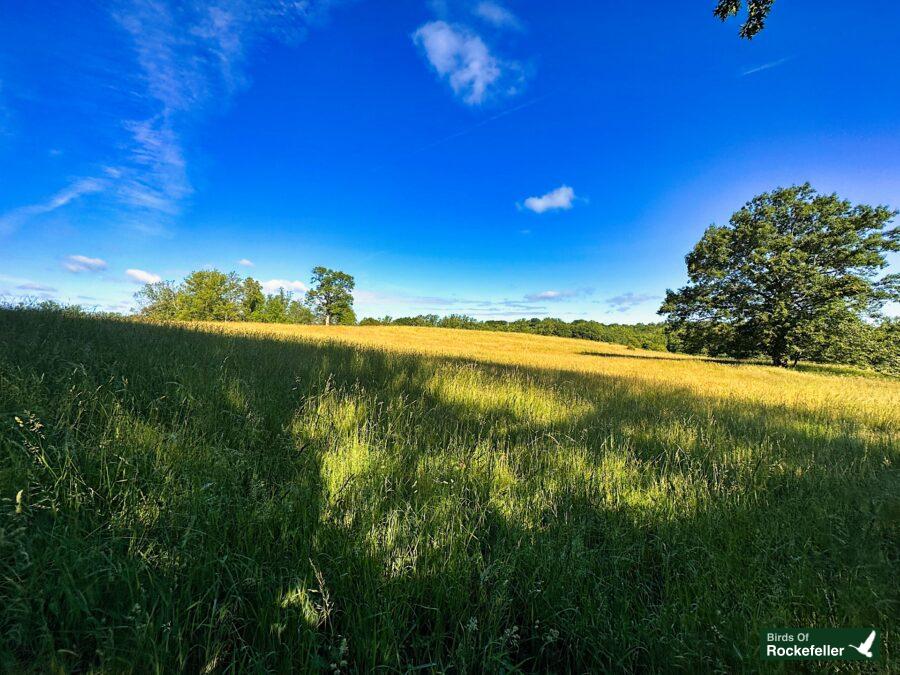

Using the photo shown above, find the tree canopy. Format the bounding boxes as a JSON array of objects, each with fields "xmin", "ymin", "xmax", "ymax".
[
  {"xmin": 714, "ymin": 0, "xmax": 774, "ymax": 38},
  {"xmin": 659, "ymin": 184, "xmax": 899, "ymax": 366},
  {"xmin": 177, "ymin": 270, "xmax": 243, "ymax": 321},
  {"xmin": 241, "ymin": 277, "xmax": 265, "ymax": 319},
  {"xmin": 305, "ymin": 267, "xmax": 356, "ymax": 325}
]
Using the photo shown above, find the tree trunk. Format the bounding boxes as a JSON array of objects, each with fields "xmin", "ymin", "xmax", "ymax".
[
  {"xmin": 770, "ymin": 348, "xmax": 787, "ymax": 367},
  {"xmin": 770, "ymin": 331, "xmax": 789, "ymax": 367},
  {"xmin": 324, "ymin": 313, "xmax": 330, "ymax": 326}
]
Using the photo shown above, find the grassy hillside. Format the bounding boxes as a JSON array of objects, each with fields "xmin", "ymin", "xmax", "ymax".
[{"xmin": 1, "ymin": 310, "xmax": 897, "ymax": 672}]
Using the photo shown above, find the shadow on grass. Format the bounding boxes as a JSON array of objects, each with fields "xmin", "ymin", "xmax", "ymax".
[
  {"xmin": 0, "ymin": 309, "xmax": 896, "ymax": 672},
  {"xmin": 582, "ymin": 349, "xmax": 889, "ymax": 379},
  {"xmin": 581, "ymin": 349, "xmax": 756, "ymax": 367}
]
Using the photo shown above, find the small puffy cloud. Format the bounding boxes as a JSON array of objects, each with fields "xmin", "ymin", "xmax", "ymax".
[
  {"xmin": 473, "ymin": 1, "xmax": 523, "ymax": 31},
  {"xmin": 64, "ymin": 254, "xmax": 108, "ymax": 273},
  {"xmin": 606, "ymin": 292, "xmax": 659, "ymax": 312},
  {"xmin": 522, "ymin": 185, "xmax": 576, "ymax": 214},
  {"xmin": 526, "ymin": 290, "xmax": 564, "ymax": 301},
  {"xmin": 413, "ymin": 20, "xmax": 521, "ymax": 105},
  {"xmin": 126, "ymin": 268, "xmax": 162, "ymax": 284},
  {"xmin": 261, "ymin": 279, "xmax": 308, "ymax": 294},
  {"xmin": 237, "ymin": 258, "xmax": 254, "ymax": 267}
]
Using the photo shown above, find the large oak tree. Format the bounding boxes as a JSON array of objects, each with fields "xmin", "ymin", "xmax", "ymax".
[
  {"xmin": 305, "ymin": 266, "xmax": 356, "ymax": 325},
  {"xmin": 659, "ymin": 184, "xmax": 899, "ymax": 366}
]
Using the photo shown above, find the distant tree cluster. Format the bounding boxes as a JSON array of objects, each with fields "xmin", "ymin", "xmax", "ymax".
[
  {"xmin": 660, "ymin": 184, "xmax": 899, "ymax": 371},
  {"xmin": 359, "ymin": 314, "xmax": 668, "ymax": 351},
  {"xmin": 135, "ymin": 267, "xmax": 356, "ymax": 325},
  {"xmin": 808, "ymin": 317, "xmax": 900, "ymax": 376}
]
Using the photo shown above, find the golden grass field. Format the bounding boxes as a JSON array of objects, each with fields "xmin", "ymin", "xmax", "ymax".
[
  {"xmin": 212, "ymin": 322, "xmax": 900, "ymax": 427},
  {"xmin": 2, "ymin": 311, "xmax": 898, "ymax": 672}
]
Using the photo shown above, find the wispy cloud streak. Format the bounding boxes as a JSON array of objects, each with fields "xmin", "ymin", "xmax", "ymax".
[
  {"xmin": 355, "ymin": 286, "xmax": 595, "ymax": 317},
  {"xmin": 741, "ymin": 57, "xmax": 790, "ymax": 76},
  {"xmin": 0, "ymin": 177, "xmax": 107, "ymax": 234},
  {"xmin": 63, "ymin": 254, "xmax": 108, "ymax": 273},
  {"xmin": 605, "ymin": 292, "xmax": 659, "ymax": 312},
  {"xmin": 524, "ymin": 287, "xmax": 592, "ymax": 302},
  {"xmin": 1, "ymin": 0, "xmax": 341, "ymax": 234},
  {"xmin": 126, "ymin": 268, "xmax": 162, "ymax": 284},
  {"xmin": 473, "ymin": 2, "xmax": 524, "ymax": 32}
]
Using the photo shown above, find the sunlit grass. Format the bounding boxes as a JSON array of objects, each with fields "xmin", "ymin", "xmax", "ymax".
[
  {"xmin": 210, "ymin": 322, "xmax": 900, "ymax": 422},
  {"xmin": 1, "ymin": 310, "xmax": 897, "ymax": 672}
]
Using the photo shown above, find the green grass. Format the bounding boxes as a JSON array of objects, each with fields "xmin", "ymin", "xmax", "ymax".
[{"xmin": 1, "ymin": 309, "xmax": 897, "ymax": 672}]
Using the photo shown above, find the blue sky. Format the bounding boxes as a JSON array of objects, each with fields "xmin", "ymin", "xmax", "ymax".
[{"xmin": 1, "ymin": 0, "xmax": 899, "ymax": 321}]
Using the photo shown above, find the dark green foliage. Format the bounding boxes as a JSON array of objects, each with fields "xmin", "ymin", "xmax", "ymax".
[
  {"xmin": 807, "ymin": 316, "xmax": 900, "ymax": 376},
  {"xmin": 305, "ymin": 267, "xmax": 356, "ymax": 325},
  {"xmin": 8, "ymin": 298, "xmax": 86, "ymax": 317},
  {"xmin": 714, "ymin": 0, "xmax": 775, "ymax": 38},
  {"xmin": 241, "ymin": 277, "xmax": 265, "ymax": 319},
  {"xmin": 438, "ymin": 313, "xmax": 479, "ymax": 329},
  {"xmin": 256, "ymin": 289, "xmax": 315, "ymax": 325},
  {"xmin": 361, "ymin": 314, "xmax": 669, "ymax": 351},
  {"xmin": 391, "ymin": 314, "xmax": 440, "ymax": 327},
  {"xmin": 358, "ymin": 317, "xmax": 383, "ymax": 326},
  {"xmin": 660, "ymin": 184, "xmax": 899, "ymax": 366},
  {"xmin": 331, "ymin": 304, "xmax": 357, "ymax": 327}
]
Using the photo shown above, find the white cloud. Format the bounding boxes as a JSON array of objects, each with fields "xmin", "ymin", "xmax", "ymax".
[
  {"xmin": 0, "ymin": 177, "xmax": 107, "ymax": 234},
  {"xmin": 522, "ymin": 185, "xmax": 576, "ymax": 214},
  {"xmin": 105, "ymin": 1, "xmax": 341, "ymax": 223},
  {"xmin": 2, "ymin": 1, "xmax": 340, "ymax": 236},
  {"xmin": 413, "ymin": 20, "xmax": 521, "ymax": 105},
  {"xmin": 16, "ymin": 282, "xmax": 57, "ymax": 293},
  {"xmin": 237, "ymin": 258, "xmax": 254, "ymax": 267},
  {"xmin": 261, "ymin": 279, "xmax": 308, "ymax": 294},
  {"xmin": 126, "ymin": 268, "xmax": 162, "ymax": 284},
  {"xmin": 526, "ymin": 290, "xmax": 563, "ymax": 300},
  {"xmin": 116, "ymin": 117, "xmax": 190, "ymax": 216},
  {"xmin": 354, "ymin": 288, "xmax": 589, "ymax": 317},
  {"xmin": 473, "ymin": 2, "xmax": 523, "ymax": 31},
  {"xmin": 523, "ymin": 288, "xmax": 592, "ymax": 302},
  {"xmin": 606, "ymin": 292, "xmax": 660, "ymax": 312},
  {"xmin": 64, "ymin": 254, "xmax": 108, "ymax": 273}
]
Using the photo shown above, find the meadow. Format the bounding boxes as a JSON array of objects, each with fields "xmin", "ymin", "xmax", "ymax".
[{"xmin": 1, "ymin": 309, "xmax": 897, "ymax": 672}]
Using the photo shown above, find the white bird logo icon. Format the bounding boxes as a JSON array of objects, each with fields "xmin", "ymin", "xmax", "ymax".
[{"xmin": 849, "ymin": 630, "xmax": 876, "ymax": 658}]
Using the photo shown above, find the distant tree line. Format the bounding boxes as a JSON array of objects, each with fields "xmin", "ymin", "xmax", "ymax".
[
  {"xmin": 359, "ymin": 314, "xmax": 668, "ymax": 351},
  {"xmin": 805, "ymin": 318, "xmax": 899, "ymax": 375},
  {"xmin": 135, "ymin": 267, "xmax": 356, "ymax": 325}
]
